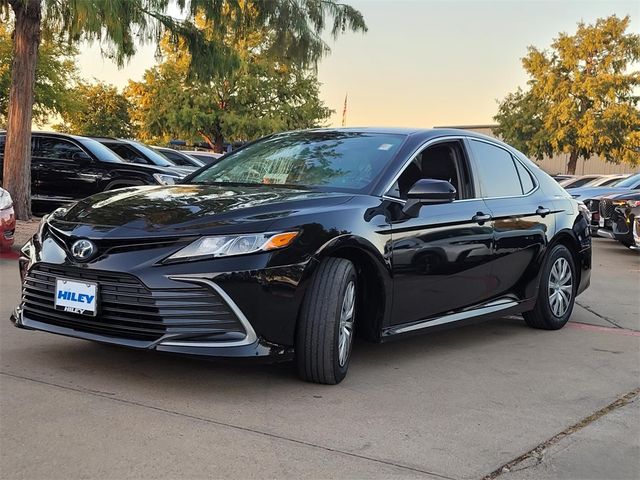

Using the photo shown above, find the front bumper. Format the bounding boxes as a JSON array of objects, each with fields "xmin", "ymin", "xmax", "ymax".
[
  {"xmin": 14, "ymin": 228, "xmax": 313, "ymax": 358},
  {"xmin": 11, "ymin": 305, "xmax": 289, "ymax": 358}
]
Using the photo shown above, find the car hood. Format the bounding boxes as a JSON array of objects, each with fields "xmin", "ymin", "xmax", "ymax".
[
  {"xmin": 166, "ymin": 166, "xmax": 194, "ymax": 177},
  {"xmin": 48, "ymin": 184, "xmax": 354, "ymax": 238},
  {"xmin": 569, "ymin": 186, "xmax": 629, "ymax": 200}
]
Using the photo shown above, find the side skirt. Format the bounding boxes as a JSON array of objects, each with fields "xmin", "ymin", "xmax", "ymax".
[{"xmin": 381, "ymin": 297, "xmax": 532, "ymax": 341}]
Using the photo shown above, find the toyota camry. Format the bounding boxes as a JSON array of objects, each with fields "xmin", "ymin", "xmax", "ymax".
[{"xmin": 13, "ymin": 128, "xmax": 592, "ymax": 384}]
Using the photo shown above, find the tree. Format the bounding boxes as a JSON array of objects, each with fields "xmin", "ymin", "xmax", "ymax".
[
  {"xmin": 126, "ymin": 24, "xmax": 334, "ymax": 150},
  {"xmin": 495, "ymin": 16, "xmax": 640, "ymax": 174},
  {"xmin": 0, "ymin": 0, "xmax": 366, "ymax": 219},
  {"xmin": 1, "ymin": 22, "xmax": 78, "ymax": 127},
  {"xmin": 55, "ymin": 82, "xmax": 135, "ymax": 137}
]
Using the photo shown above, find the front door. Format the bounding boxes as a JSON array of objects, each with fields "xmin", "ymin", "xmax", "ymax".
[
  {"xmin": 32, "ymin": 136, "xmax": 101, "ymax": 202},
  {"xmin": 387, "ymin": 139, "xmax": 494, "ymax": 326}
]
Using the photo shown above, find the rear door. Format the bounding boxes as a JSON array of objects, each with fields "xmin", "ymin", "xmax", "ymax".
[{"xmin": 466, "ymin": 138, "xmax": 552, "ymax": 300}]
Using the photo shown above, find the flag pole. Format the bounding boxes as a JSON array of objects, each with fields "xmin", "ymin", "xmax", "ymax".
[{"xmin": 341, "ymin": 93, "xmax": 348, "ymax": 127}]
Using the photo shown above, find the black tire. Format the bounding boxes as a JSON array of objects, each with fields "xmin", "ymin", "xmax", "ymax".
[
  {"xmin": 296, "ymin": 257, "xmax": 357, "ymax": 384},
  {"xmin": 523, "ymin": 244, "xmax": 576, "ymax": 330}
]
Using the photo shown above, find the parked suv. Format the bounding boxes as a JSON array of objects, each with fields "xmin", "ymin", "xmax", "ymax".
[
  {"xmin": 92, "ymin": 138, "xmax": 195, "ymax": 176},
  {"xmin": 0, "ymin": 132, "xmax": 184, "ymax": 209}
]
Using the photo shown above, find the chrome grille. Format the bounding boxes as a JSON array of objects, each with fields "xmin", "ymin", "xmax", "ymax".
[
  {"xmin": 599, "ymin": 199, "xmax": 615, "ymax": 219},
  {"xmin": 22, "ymin": 264, "xmax": 245, "ymax": 342}
]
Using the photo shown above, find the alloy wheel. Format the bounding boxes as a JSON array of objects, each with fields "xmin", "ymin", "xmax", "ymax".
[
  {"xmin": 338, "ymin": 281, "xmax": 356, "ymax": 367},
  {"xmin": 548, "ymin": 257, "xmax": 573, "ymax": 317}
]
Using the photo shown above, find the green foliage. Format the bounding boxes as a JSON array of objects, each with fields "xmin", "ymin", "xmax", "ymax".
[
  {"xmin": 0, "ymin": 21, "xmax": 78, "ymax": 126},
  {"xmin": 0, "ymin": 0, "xmax": 366, "ymax": 80},
  {"xmin": 55, "ymin": 82, "xmax": 135, "ymax": 137},
  {"xmin": 126, "ymin": 14, "xmax": 334, "ymax": 149},
  {"xmin": 494, "ymin": 15, "xmax": 640, "ymax": 172}
]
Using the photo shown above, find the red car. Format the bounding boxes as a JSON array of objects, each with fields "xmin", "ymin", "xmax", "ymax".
[{"xmin": 0, "ymin": 187, "xmax": 16, "ymax": 251}]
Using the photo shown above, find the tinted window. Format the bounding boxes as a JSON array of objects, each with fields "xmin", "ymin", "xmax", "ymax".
[
  {"xmin": 514, "ymin": 160, "xmax": 535, "ymax": 193},
  {"xmin": 158, "ymin": 150, "xmax": 186, "ymax": 164},
  {"xmin": 191, "ymin": 131, "xmax": 406, "ymax": 192},
  {"xmin": 107, "ymin": 144, "xmax": 150, "ymax": 164},
  {"xmin": 34, "ymin": 137, "xmax": 84, "ymax": 160},
  {"xmin": 0, "ymin": 135, "xmax": 4, "ymax": 157},
  {"xmin": 469, "ymin": 140, "xmax": 522, "ymax": 197}
]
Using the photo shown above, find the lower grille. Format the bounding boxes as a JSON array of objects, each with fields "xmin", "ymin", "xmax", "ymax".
[
  {"xmin": 600, "ymin": 199, "xmax": 615, "ymax": 220},
  {"xmin": 22, "ymin": 264, "xmax": 245, "ymax": 342}
]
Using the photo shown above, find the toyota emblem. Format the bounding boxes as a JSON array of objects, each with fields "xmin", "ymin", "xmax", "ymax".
[{"xmin": 71, "ymin": 239, "xmax": 96, "ymax": 261}]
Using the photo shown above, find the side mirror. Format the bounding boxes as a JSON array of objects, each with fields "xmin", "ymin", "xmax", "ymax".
[
  {"xmin": 72, "ymin": 151, "xmax": 92, "ymax": 163},
  {"xmin": 402, "ymin": 179, "xmax": 456, "ymax": 217}
]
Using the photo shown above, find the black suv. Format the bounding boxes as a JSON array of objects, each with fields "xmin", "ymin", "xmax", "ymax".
[
  {"xmin": 0, "ymin": 132, "xmax": 185, "ymax": 210},
  {"xmin": 92, "ymin": 138, "xmax": 195, "ymax": 176}
]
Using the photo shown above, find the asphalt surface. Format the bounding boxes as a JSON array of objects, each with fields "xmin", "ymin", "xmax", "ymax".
[{"xmin": 1, "ymin": 235, "xmax": 638, "ymax": 480}]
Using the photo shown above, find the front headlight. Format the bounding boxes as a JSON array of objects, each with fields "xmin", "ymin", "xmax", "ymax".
[
  {"xmin": 626, "ymin": 200, "xmax": 640, "ymax": 208},
  {"xmin": 153, "ymin": 173, "xmax": 180, "ymax": 185},
  {"xmin": 167, "ymin": 231, "xmax": 299, "ymax": 261}
]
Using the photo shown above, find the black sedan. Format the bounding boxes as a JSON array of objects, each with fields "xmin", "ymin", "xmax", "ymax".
[{"xmin": 13, "ymin": 129, "xmax": 592, "ymax": 384}]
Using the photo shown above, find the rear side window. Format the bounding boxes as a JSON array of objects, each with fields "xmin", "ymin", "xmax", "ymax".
[
  {"xmin": 34, "ymin": 137, "xmax": 84, "ymax": 160},
  {"xmin": 514, "ymin": 160, "xmax": 535, "ymax": 194},
  {"xmin": 469, "ymin": 140, "xmax": 523, "ymax": 198}
]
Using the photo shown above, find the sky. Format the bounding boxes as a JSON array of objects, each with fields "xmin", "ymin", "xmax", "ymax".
[{"xmin": 77, "ymin": 0, "xmax": 639, "ymax": 129}]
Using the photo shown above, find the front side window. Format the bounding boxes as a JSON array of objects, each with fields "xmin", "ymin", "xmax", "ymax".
[
  {"xmin": 469, "ymin": 140, "xmax": 523, "ymax": 198},
  {"xmin": 191, "ymin": 131, "xmax": 406, "ymax": 192},
  {"xmin": 389, "ymin": 140, "xmax": 472, "ymax": 200},
  {"xmin": 34, "ymin": 137, "xmax": 84, "ymax": 161}
]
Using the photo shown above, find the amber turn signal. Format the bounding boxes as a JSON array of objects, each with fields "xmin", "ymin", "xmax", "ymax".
[{"xmin": 262, "ymin": 231, "xmax": 299, "ymax": 250}]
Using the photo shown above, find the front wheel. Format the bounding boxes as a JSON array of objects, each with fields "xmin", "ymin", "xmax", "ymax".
[
  {"xmin": 296, "ymin": 257, "xmax": 357, "ymax": 384},
  {"xmin": 523, "ymin": 244, "xmax": 576, "ymax": 330}
]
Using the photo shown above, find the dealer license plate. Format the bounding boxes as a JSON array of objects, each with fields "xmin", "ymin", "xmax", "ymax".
[{"xmin": 54, "ymin": 278, "xmax": 98, "ymax": 316}]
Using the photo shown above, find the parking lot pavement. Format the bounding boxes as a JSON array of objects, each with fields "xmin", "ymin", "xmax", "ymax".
[{"xmin": 1, "ymin": 234, "xmax": 638, "ymax": 480}]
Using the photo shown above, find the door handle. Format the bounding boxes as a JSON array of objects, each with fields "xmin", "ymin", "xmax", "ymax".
[
  {"xmin": 472, "ymin": 212, "xmax": 492, "ymax": 224},
  {"xmin": 536, "ymin": 206, "xmax": 551, "ymax": 217}
]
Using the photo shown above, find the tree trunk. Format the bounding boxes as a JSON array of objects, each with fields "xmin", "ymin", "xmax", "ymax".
[
  {"xmin": 3, "ymin": 0, "xmax": 42, "ymax": 220},
  {"xmin": 567, "ymin": 150, "xmax": 579, "ymax": 175},
  {"xmin": 199, "ymin": 132, "xmax": 217, "ymax": 151}
]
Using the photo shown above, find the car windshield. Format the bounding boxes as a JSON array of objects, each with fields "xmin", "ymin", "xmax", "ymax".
[
  {"xmin": 131, "ymin": 142, "xmax": 176, "ymax": 167},
  {"xmin": 615, "ymin": 173, "xmax": 640, "ymax": 188},
  {"xmin": 190, "ymin": 131, "xmax": 406, "ymax": 192},
  {"xmin": 77, "ymin": 138, "xmax": 125, "ymax": 163}
]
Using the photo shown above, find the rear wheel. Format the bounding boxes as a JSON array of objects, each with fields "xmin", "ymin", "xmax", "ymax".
[
  {"xmin": 523, "ymin": 244, "xmax": 576, "ymax": 330},
  {"xmin": 296, "ymin": 257, "xmax": 357, "ymax": 384}
]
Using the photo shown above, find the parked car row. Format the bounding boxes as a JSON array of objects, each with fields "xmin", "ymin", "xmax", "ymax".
[
  {"xmin": 556, "ymin": 173, "xmax": 631, "ymax": 189},
  {"xmin": 0, "ymin": 132, "xmax": 223, "ymax": 212},
  {"xmin": 569, "ymin": 173, "xmax": 640, "ymax": 250}
]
